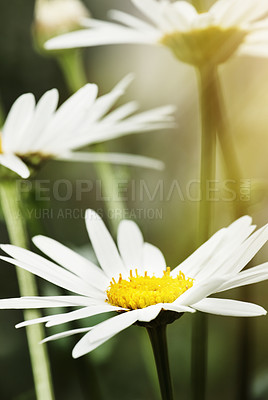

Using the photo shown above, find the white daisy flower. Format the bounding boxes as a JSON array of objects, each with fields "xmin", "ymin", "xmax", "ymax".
[
  {"xmin": 0, "ymin": 75, "xmax": 175, "ymax": 178},
  {"xmin": 45, "ymin": 0, "xmax": 268, "ymax": 65},
  {"xmin": 0, "ymin": 210, "xmax": 267, "ymax": 358}
]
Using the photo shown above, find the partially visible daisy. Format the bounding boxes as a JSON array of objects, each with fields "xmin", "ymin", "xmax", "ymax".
[
  {"xmin": 34, "ymin": 0, "xmax": 90, "ymax": 41},
  {"xmin": 0, "ymin": 75, "xmax": 175, "ymax": 178},
  {"xmin": 0, "ymin": 210, "xmax": 267, "ymax": 358},
  {"xmin": 45, "ymin": 0, "xmax": 268, "ymax": 65}
]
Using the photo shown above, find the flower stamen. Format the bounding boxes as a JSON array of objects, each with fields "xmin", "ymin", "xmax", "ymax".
[{"xmin": 106, "ymin": 268, "xmax": 194, "ymax": 310}]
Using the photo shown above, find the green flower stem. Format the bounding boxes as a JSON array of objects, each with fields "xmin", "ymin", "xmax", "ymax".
[
  {"xmin": 236, "ymin": 288, "xmax": 253, "ymax": 400},
  {"xmin": 191, "ymin": 312, "xmax": 208, "ymax": 400},
  {"xmin": 197, "ymin": 65, "xmax": 217, "ymax": 244},
  {"xmin": 147, "ymin": 325, "xmax": 174, "ymax": 400},
  {"xmin": 194, "ymin": 66, "xmax": 252, "ymax": 400},
  {"xmin": 57, "ymin": 50, "xmax": 88, "ymax": 94},
  {"xmin": 211, "ymin": 71, "xmax": 246, "ymax": 217},
  {"xmin": 212, "ymin": 71, "xmax": 252, "ymax": 400},
  {"xmin": 191, "ymin": 64, "xmax": 218, "ymax": 400},
  {"xmin": 0, "ymin": 180, "xmax": 54, "ymax": 400}
]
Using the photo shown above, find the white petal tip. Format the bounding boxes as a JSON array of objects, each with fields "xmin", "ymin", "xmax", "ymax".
[
  {"xmin": 21, "ymin": 171, "xmax": 31, "ymax": 179},
  {"xmin": 32, "ymin": 235, "xmax": 43, "ymax": 243},
  {"xmin": 44, "ymin": 38, "xmax": 62, "ymax": 50},
  {"xmin": 0, "ymin": 244, "xmax": 11, "ymax": 252},
  {"xmin": 155, "ymin": 161, "xmax": 165, "ymax": 171},
  {"xmin": 72, "ymin": 347, "xmax": 81, "ymax": 359},
  {"xmin": 85, "ymin": 209, "xmax": 101, "ymax": 221},
  {"xmin": 15, "ymin": 323, "xmax": 24, "ymax": 329}
]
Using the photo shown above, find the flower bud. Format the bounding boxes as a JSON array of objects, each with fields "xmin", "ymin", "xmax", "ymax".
[{"xmin": 34, "ymin": 0, "xmax": 90, "ymax": 45}]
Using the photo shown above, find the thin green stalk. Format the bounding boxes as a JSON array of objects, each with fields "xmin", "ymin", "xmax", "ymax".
[
  {"xmin": 236, "ymin": 287, "xmax": 253, "ymax": 400},
  {"xmin": 212, "ymin": 72, "xmax": 247, "ymax": 217},
  {"xmin": 197, "ymin": 65, "xmax": 217, "ymax": 244},
  {"xmin": 195, "ymin": 67, "xmax": 252, "ymax": 400},
  {"xmin": 191, "ymin": 312, "xmax": 208, "ymax": 400},
  {"xmin": 0, "ymin": 180, "xmax": 54, "ymax": 400},
  {"xmin": 147, "ymin": 325, "xmax": 174, "ymax": 400},
  {"xmin": 57, "ymin": 50, "xmax": 88, "ymax": 94},
  {"xmin": 212, "ymin": 71, "xmax": 252, "ymax": 400},
  {"xmin": 191, "ymin": 65, "xmax": 218, "ymax": 400}
]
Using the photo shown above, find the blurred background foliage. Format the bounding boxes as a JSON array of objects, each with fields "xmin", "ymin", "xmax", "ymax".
[{"xmin": 0, "ymin": 0, "xmax": 267, "ymax": 399}]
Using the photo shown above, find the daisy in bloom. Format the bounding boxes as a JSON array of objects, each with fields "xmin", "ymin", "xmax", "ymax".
[
  {"xmin": 0, "ymin": 210, "xmax": 267, "ymax": 358},
  {"xmin": 45, "ymin": 0, "xmax": 268, "ymax": 66},
  {"xmin": 0, "ymin": 75, "xmax": 175, "ymax": 178}
]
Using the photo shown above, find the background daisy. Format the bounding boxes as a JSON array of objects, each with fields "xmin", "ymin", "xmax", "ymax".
[
  {"xmin": 0, "ymin": 75, "xmax": 175, "ymax": 178},
  {"xmin": 45, "ymin": 0, "xmax": 268, "ymax": 64}
]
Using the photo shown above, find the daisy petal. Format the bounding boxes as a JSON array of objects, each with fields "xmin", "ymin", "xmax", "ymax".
[
  {"xmin": 40, "ymin": 84, "xmax": 98, "ymax": 150},
  {"xmin": 209, "ymin": 0, "xmax": 234, "ymax": 19},
  {"xmin": 223, "ymin": 224, "xmax": 268, "ymax": 275},
  {"xmin": 132, "ymin": 0, "xmax": 167, "ymax": 27},
  {"xmin": 162, "ymin": 303, "xmax": 196, "ymax": 313},
  {"xmin": 125, "ymin": 105, "xmax": 176, "ymax": 124},
  {"xmin": 85, "ymin": 209, "xmax": 126, "ymax": 278},
  {"xmin": 80, "ymin": 121, "xmax": 175, "ymax": 146},
  {"xmin": 100, "ymin": 101, "xmax": 139, "ymax": 124},
  {"xmin": 216, "ymin": 262, "xmax": 268, "ymax": 292},
  {"xmin": 0, "ymin": 154, "xmax": 30, "ymax": 178},
  {"xmin": 45, "ymin": 26, "xmax": 153, "ymax": 50},
  {"xmin": 238, "ymin": 43, "xmax": 268, "ymax": 57},
  {"xmin": 46, "ymin": 305, "xmax": 123, "ymax": 327},
  {"xmin": 137, "ymin": 304, "xmax": 162, "ymax": 322},
  {"xmin": 84, "ymin": 310, "xmax": 139, "ymax": 344},
  {"xmin": 172, "ymin": 216, "xmax": 255, "ymax": 278},
  {"xmin": 72, "ymin": 310, "xmax": 139, "ymax": 357},
  {"xmin": 171, "ymin": 228, "xmax": 226, "ymax": 277},
  {"xmin": 32, "ymin": 235, "xmax": 108, "ymax": 290},
  {"xmin": 194, "ymin": 219, "xmax": 257, "ymax": 280},
  {"xmin": 0, "ymin": 296, "xmax": 99, "ymax": 309},
  {"xmin": 72, "ymin": 335, "xmax": 113, "ymax": 358},
  {"xmin": 192, "ymin": 298, "xmax": 267, "ymax": 317},
  {"xmin": 2, "ymin": 93, "xmax": 35, "ymax": 152},
  {"xmin": 20, "ymin": 89, "xmax": 59, "ymax": 153},
  {"xmin": 0, "ymin": 248, "xmax": 100, "ymax": 298},
  {"xmin": 174, "ymin": 277, "xmax": 226, "ymax": 306},
  {"xmin": 216, "ymin": 0, "xmax": 268, "ymax": 27},
  {"xmin": 41, "ymin": 327, "xmax": 93, "ymax": 343},
  {"xmin": 117, "ymin": 220, "xmax": 144, "ymax": 272},
  {"xmin": 56, "ymin": 152, "xmax": 165, "ymax": 171},
  {"xmin": 109, "ymin": 9, "xmax": 158, "ymax": 32},
  {"xmin": 85, "ymin": 74, "xmax": 134, "ymax": 125},
  {"xmin": 16, "ymin": 315, "xmax": 52, "ymax": 328},
  {"xmin": 170, "ymin": 1, "xmax": 198, "ymax": 30},
  {"xmin": 142, "ymin": 242, "xmax": 166, "ymax": 276}
]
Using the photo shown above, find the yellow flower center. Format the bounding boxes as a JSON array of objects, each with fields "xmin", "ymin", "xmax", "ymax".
[
  {"xmin": 160, "ymin": 26, "xmax": 247, "ymax": 66},
  {"xmin": 0, "ymin": 133, "xmax": 3, "ymax": 154},
  {"xmin": 106, "ymin": 267, "xmax": 194, "ymax": 309}
]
